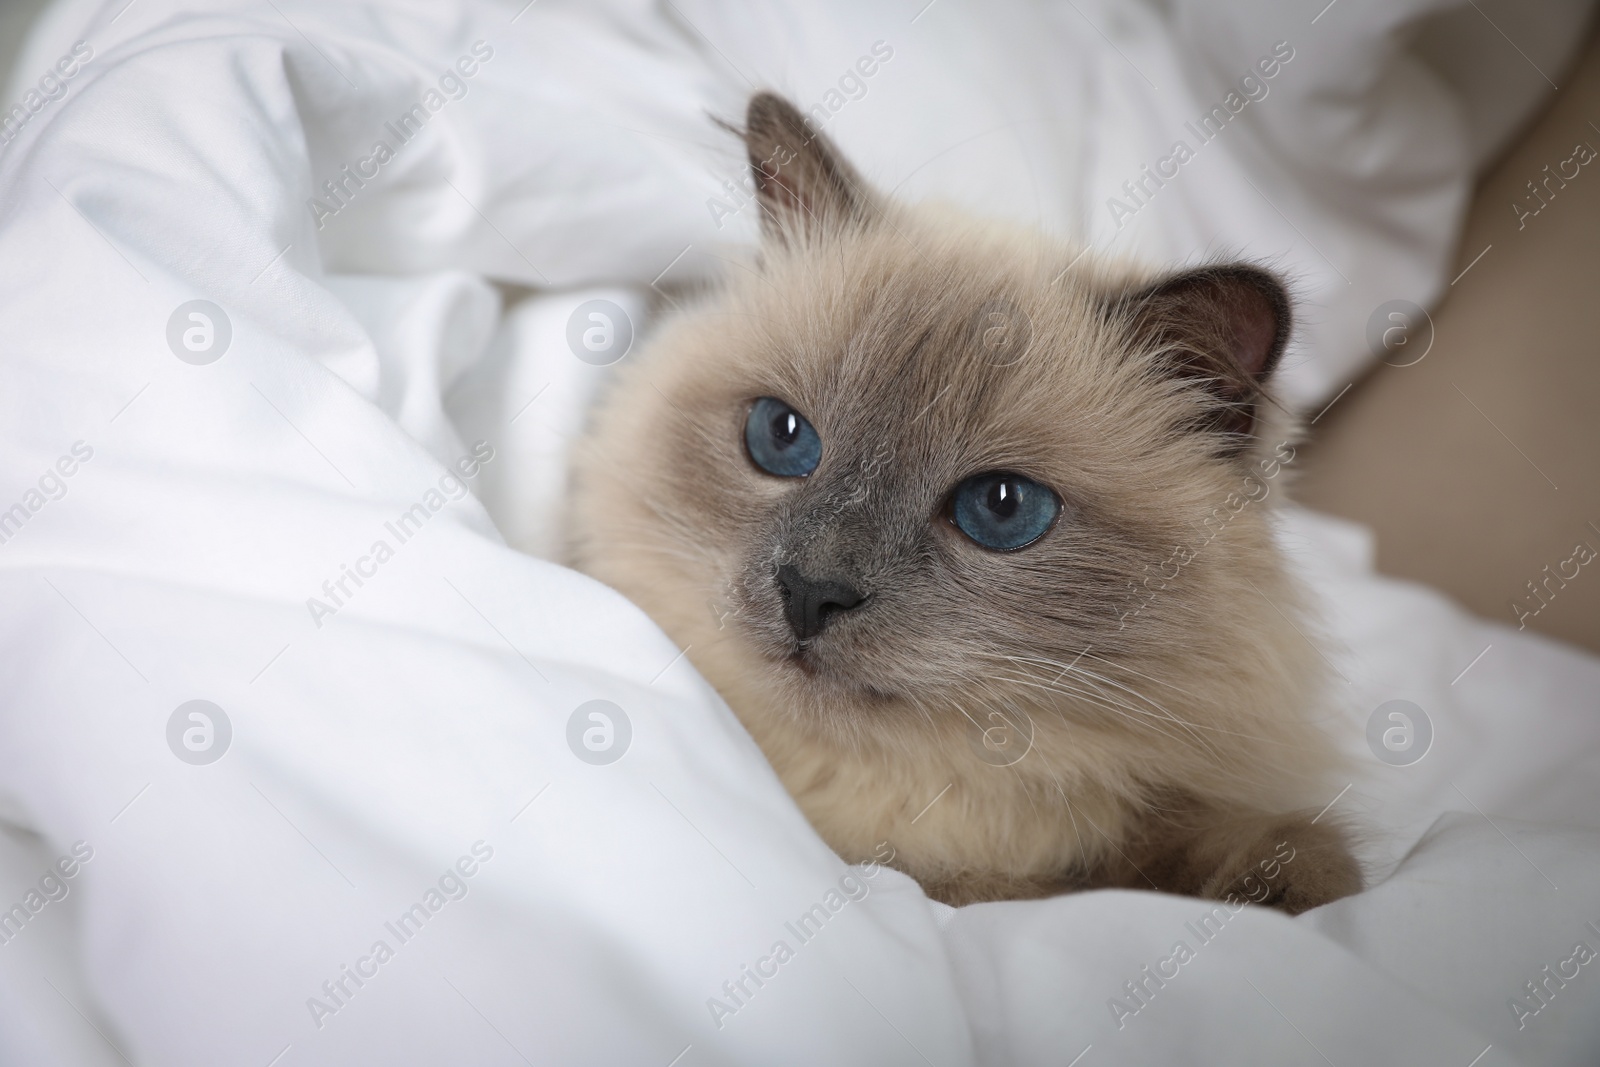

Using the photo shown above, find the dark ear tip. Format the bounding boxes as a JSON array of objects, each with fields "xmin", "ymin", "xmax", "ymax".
[
  {"xmin": 745, "ymin": 91, "xmax": 804, "ymax": 135},
  {"xmin": 1140, "ymin": 261, "xmax": 1292, "ymax": 382},
  {"xmin": 1224, "ymin": 264, "xmax": 1292, "ymax": 377},
  {"xmin": 1220, "ymin": 263, "xmax": 1291, "ymax": 321},
  {"xmin": 746, "ymin": 90, "xmax": 783, "ymax": 119},
  {"xmin": 1178, "ymin": 263, "xmax": 1290, "ymax": 315}
]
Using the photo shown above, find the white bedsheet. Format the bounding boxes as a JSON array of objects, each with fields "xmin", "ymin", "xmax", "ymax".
[{"xmin": 1, "ymin": 0, "xmax": 1598, "ymax": 1064}]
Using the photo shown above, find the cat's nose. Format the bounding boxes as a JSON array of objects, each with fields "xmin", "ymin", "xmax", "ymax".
[{"xmin": 775, "ymin": 564, "xmax": 866, "ymax": 641}]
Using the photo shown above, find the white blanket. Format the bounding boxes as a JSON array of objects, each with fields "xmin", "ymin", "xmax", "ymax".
[{"xmin": 1, "ymin": 0, "xmax": 1598, "ymax": 1064}]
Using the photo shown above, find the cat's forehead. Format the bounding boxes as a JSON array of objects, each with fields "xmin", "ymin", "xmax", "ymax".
[{"xmin": 730, "ymin": 226, "xmax": 1143, "ymax": 447}]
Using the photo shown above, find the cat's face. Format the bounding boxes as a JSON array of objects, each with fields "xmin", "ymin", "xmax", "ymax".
[{"xmin": 572, "ymin": 94, "xmax": 1299, "ymax": 741}]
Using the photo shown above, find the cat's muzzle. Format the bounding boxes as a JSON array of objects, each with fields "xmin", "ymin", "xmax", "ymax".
[{"xmin": 775, "ymin": 564, "xmax": 867, "ymax": 642}]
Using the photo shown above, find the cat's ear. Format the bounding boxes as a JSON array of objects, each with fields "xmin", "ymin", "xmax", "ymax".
[
  {"xmin": 1111, "ymin": 263, "xmax": 1291, "ymax": 452},
  {"xmin": 741, "ymin": 92, "xmax": 875, "ymax": 244}
]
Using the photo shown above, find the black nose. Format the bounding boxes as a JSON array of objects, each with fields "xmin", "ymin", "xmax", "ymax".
[{"xmin": 776, "ymin": 564, "xmax": 866, "ymax": 641}]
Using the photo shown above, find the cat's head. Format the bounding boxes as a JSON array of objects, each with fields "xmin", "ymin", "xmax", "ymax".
[{"xmin": 573, "ymin": 93, "xmax": 1313, "ymax": 751}]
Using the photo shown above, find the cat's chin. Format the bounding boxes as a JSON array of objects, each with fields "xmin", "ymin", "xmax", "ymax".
[{"xmin": 775, "ymin": 644, "xmax": 900, "ymax": 709}]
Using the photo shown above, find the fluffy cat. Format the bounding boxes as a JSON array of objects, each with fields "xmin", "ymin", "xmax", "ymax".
[{"xmin": 566, "ymin": 92, "xmax": 1361, "ymax": 913}]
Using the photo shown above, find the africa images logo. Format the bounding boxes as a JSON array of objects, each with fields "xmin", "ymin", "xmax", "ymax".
[{"xmin": 566, "ymin": 700, "xmax": 632, "ymax": 765}]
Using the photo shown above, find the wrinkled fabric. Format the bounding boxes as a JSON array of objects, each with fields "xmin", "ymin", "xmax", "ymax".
[{"xmin": 0, "ymin": 1, "xmax": 1597, "ymax": 1064}]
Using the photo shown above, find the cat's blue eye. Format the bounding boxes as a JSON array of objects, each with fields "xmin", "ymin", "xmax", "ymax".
[
  {"xmin": 744, "ymin": 397, "xmax": 822, "ymax": 478},
  {"xmin": 949, "ymin": 471, "xmax": 1061, "ymax": 551}
]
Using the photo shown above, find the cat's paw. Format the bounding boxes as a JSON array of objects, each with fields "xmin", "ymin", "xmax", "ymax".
[{"xmin": 1200, "ymin": 819, "xmax": 1362, "ymax": 915}]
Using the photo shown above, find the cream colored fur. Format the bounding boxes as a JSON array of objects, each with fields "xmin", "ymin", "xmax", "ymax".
[{"xmin": 563, "ymin": 94, "xmax": 1359, "ymax": 912}]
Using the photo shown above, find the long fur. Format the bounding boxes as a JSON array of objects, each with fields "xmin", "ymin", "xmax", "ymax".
[{"xmin": 564, "ymin": 94, "xmax": 1360, "ymax": 913}]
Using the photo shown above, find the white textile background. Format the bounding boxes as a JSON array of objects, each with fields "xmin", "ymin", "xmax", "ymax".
[{"xmin": 0, "ymin": 1, "xmax": 1597, "ymax": 1064}]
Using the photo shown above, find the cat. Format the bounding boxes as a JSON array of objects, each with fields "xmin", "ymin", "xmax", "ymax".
[{"xmin": 566, "ymin": 92, "xmax": 1361, "ymax": 913}]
